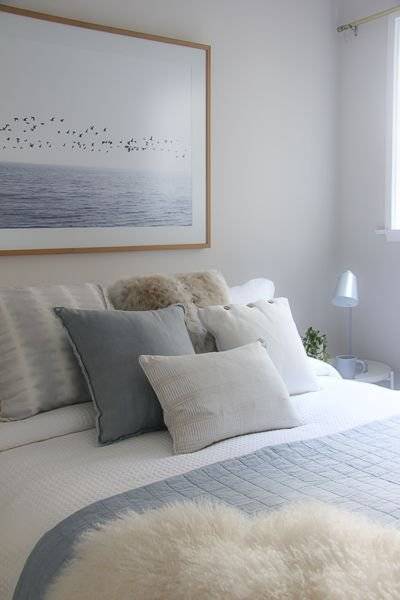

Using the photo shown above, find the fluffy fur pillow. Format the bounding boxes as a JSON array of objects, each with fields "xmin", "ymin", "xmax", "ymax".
[{"xmin": 108, "ymin": 271, "xmax": 230, "ymax": 353}]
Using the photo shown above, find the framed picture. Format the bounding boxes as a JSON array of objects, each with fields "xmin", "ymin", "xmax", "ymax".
[{"xmin": 0, "ymin": 4, "xmax": 210, "ymax": 255}]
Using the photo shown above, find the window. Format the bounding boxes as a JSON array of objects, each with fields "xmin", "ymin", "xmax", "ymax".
[{"xmin": 386, "ymin": 14, "xmax": 400, "ymax": 239}]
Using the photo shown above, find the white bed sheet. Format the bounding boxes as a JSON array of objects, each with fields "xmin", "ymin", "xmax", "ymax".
[
  {"xmin": 0, "ymin": 402, "xmax": 94, "ymax": 452},
  {"xmin": 1, "ymin": 375, "xmax": 400, "ymax": 599}
]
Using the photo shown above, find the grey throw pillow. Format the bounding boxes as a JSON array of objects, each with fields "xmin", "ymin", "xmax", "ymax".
[{"xmin": 54, "ymin": 305, "xmax": 195, "ymax": 444}]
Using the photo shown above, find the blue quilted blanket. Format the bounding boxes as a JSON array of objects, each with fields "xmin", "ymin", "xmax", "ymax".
[{"xmin": 14, "ymin": 415, "xmax": 400, "ymax": 599}]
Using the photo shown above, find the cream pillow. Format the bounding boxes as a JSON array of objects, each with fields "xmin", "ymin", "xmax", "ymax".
[
  {"xmin": 139, "ymin": 341, "xmax": 300, "ymax": 454},
  {"xmin": 198, "ymin": 299, "xmax": 319, "ymax": 396},
  {"xmin": 0, "ymin": 283, "xmax": 109, "ymax": 421}
]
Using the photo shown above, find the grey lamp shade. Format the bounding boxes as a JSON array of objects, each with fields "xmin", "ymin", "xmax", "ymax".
[{"xmin": 332, "ymin": 270, "xmax": 359, "ymax": 308}]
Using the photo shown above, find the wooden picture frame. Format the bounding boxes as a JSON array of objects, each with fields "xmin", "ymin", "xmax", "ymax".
[{"xmin": 0, "ymin": 4, "xmax": 210, "ymax": 255}]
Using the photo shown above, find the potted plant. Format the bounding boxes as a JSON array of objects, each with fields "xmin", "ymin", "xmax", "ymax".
[{"xmin": 302, "ymin": 327, "xmax": 329, "ymax": 362}]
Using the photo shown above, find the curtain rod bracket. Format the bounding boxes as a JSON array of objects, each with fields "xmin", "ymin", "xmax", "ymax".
[{"xmin": 336, "ymin": 23, "xmax": 358, "ymax": 36}]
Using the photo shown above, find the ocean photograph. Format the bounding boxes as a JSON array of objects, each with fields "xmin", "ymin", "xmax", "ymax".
[
  {"xmin": 0, "ymin": 12, "xmax": 205, "ymax": 249},
  {"xmin": 0, "ymin": 161, "xmax": 192, "ymax": 229}
]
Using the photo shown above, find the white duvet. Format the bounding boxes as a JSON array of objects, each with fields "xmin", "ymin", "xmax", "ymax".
[{"xmin": 1, "ymin": 361, "xmax": 400, "ymax": 600}]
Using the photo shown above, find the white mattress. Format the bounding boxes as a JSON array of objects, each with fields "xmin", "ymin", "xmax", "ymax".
[{"xmin": 1, "ymin": 368, "xmax": 400, "ymax": 599}]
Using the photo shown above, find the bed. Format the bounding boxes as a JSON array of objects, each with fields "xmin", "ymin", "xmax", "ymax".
[
  {"xmin": 2, "ymin": 274, "xmax": 400, "ymax": 599},
  {"xmin": 2, "ymin": 362, "xmax": 400, "ymax": 599}
]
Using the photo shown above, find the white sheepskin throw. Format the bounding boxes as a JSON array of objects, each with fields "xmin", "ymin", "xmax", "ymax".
[
  {"xmin": 108, "ymin": 270, "xmax": 230, "ymax": 353},
  {"xmin": 46, "ymin": 501, "xmax": 400, "ymax": 600}
]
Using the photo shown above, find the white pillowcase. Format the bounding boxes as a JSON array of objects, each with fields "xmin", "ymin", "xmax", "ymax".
[
  {"xmin": 198, "ymin": 298, "xmax": 319, "ymax": 396},
  {"xmin": 229, "ymin": 278, "xmax": 275, "ymax": 304},
  {"xmin": 139, "ymin": 341, "xmax": 300, "ymax": 454}
]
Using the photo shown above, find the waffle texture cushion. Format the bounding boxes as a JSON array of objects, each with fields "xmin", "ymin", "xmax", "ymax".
[
  {"xmin": 55, "ymin": 305, "xmax": 195, "ymax": 444},
  {"xmin": 198, "ymin": 298, "xmax": 319, "ymax": 396},
  {"xmin": 0, "ymin": 283, "xmax": 109, "ymax": 421},
  {"xmin": 107, "ymin": 271, "xmax": 230, "ymax": 353},
  {"xmin": 140, "ymin": 341, "xmax": 300, "ymax": 454}
]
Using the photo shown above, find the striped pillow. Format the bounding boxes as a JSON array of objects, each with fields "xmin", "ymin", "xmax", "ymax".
[
  {"xmin": 140, "ymin": 341, "xmax": 300, "ymax": 454},
  {"xmin": 0, "ymin": 283, "xmax": 109, "ymax": 421}
]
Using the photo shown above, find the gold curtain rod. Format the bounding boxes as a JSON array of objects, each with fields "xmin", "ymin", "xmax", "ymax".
[{"xmin": 337, "ymin": 5, "xmax": 400, "ymax": 35}]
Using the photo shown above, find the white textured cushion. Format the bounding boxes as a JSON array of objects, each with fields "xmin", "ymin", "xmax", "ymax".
[
  {"xmin": 139, "ymin": 341, "xmax": 300, "ymax": 454},
  {"xmin": 229, "ymin": 278, "xmax": 275, "ymax": 304},
  {"xmin": 0, "ymin": 283, "xmax": 109, "ymax": 421},
  {"xmin": 198, "ymin": 299, "xmax": 319, "ymax": 396}
]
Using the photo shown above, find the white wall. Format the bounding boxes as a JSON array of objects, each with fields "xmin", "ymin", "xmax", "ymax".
[
  {"xmin": 336, "ymin": 0, "xmax": 400, "ymax": 371},
  {"xmin": 0, "ymin": 0, "xmax": 338, "ymax": 342}
]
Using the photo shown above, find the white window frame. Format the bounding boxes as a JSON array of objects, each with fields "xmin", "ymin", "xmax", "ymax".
[{"xmin": 385, "ymin": 13, "xmax": 400, "ymax": 241}]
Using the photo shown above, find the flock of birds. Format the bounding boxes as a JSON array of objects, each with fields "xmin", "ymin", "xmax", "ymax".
[{"xmin": 0, "ymin": 115, "xmax": 188, "ymax": 159}]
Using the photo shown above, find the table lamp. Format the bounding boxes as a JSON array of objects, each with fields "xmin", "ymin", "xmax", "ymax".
[{"xmin": 332, "ymin": 270, "xmax": 359, "ymax": 355}]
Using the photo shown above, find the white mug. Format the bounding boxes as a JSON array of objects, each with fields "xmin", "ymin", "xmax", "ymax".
[{"xmin": 335, "ymin": 355, "xmax": 368, "ymax": 379}]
